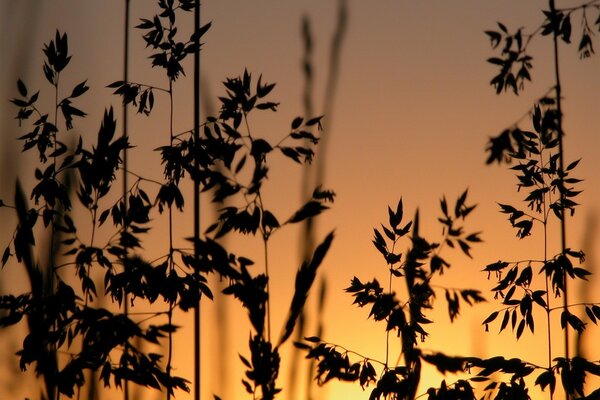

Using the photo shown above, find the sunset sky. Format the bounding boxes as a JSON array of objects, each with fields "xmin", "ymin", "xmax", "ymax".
[{"xmin": 1, "ymin": 1, "xmax": 599, "ymax": 399}]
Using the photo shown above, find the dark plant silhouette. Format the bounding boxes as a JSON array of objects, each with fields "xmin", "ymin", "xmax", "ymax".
[
  {"xmin": 296, "ymin": 192, "xmax": 487, "ymax": 399},
  {"xmin": 0, "ymin": 2, "xmax": 335, "ymax": 399},
  {"xmin": 290, "ymin": 2, "xmax": 348, "ymax": 399},
  {"xmin": 294, "ymin": 2, "xmax": 600, "ymax": 400},
  {"xmin": 197, "ymin": 68, "xmax": 336, "ymax": 400},
  {"xmin": 482, "ymin": 1, "xmax": 600, "ymax": 399},
  {"xmin": 2, "ymin": 2, "xmax": 600, "ymax": 400}
]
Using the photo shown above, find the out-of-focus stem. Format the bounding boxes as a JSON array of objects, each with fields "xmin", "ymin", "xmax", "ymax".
[
  {"xmin": 290, "ymin": 16, "xmax": 313, "ymax": 400},
  {"xmin": 295, "ymin": 3, "xmax": 348, "ymax": 399},
  {"xmin": 193, "ymin": 3, "xmax": 202, "ymax": 400}
]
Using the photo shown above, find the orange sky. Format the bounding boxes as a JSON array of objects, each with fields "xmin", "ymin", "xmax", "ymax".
[{"xmin": 1, "ymin": 1, "xmax": 599, "ymax": 399}]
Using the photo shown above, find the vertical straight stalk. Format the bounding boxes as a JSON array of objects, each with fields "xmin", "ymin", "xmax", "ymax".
[
  {"xmin": 193, "ymin": 2, "xmax": 201, "ymax": 400},
  {"xmin": 50, "ymin": 62, "xmax": 61, "ymax": 400},
  {"xmin": 166, "ymin": 80, "xmax": 174, "ymax": 400},
  {"xmin": 315, "ymin": 0, "xmax": 347, "ymax": 188},
  {"xmin": 264, "ymin": 238, "xmax": 271, "ymax": 342},
  {"xmin": 289, "ymin": 18, "xmax": 312, "ymax": 400},
  {"xmin": 549, "ymin": 0, "xmax": 569, "ymax": 398},
  {"xmin": 122, "ymin": 2, "xmax": 130, "ymax": 400}
]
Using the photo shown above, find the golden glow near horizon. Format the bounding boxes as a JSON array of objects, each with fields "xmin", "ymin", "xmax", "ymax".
[{"xmin": 1, "ymin": 1, "xmax": 599, "ymax": 399}]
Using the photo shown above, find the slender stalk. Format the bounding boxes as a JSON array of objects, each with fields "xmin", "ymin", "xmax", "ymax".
[
  {"xmin": 296, "ymin": 4, "xmax": 348, "ymax": 397},
  {"xmin": 193, "ymin": 2, "xmax": 202, "ymax": 400},
  {"xmin": 385, "ymin": 268, "xmax": 392, "ymax": 368},
  {"xmin": 122, "ymin": 0, "xmax": 130, "ymax": 247},
  {"xmin": 544, "ymin": 236, "xmax": 554, "ymax": 400},
  {"xmin": 122, "ymin": 2, "xmax": 131, "ymax": 400},
  {"xmin": 385, "ymin": 239, "xmax": 398, "ymax": 369},
  {"xmin": 200, "ymin": 77, "xmax": 232, "ymax": 397},
  {"xmin": 290, "ymin": 16, "xmax": 313, "ymax": 400},
  {"xmin": 403, "ymin": 211, "xmax": 422, "ymax": 399},
  {"xmin": 548, "ymin": 3, "xmax": 569, "ymax": 397},
  {"xmin": 165, "ymin": 75, "xmax": 175, "ymax": 400},
  {"xmin": 541, "ymin": 148, "xmax": 554, "ymax": 400},
  {"xmin": 314, "ymin": 0, "xmax": 347, "ymax": 188},
  {"xmin": 307, "ymin": 278, "xmax": 326, "ymax": 393},
  {"xmin": 243, "ymin": 115, "xmax": 271, "ymax": 342},
  {"xmin": 50, "ymin": 67, "xmax": 60, "ymax": 400},
  {"xmin": 263, "ymin": 236, "xmax": 271, "ymax": 342},
  {"xmin": 300, "ymin": 14, "xmax": 315, "ymax": 258}
]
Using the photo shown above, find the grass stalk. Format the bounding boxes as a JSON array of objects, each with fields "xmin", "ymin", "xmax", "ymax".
[
  {"xmin": 541, "ymin": 148, "xmax": 554, "ymax": 400},
  {"xmin": 292, "ymin": 3, "xmax": 348, "ymax": 398},
  {"xmin": 49, "ymin": 56, "xmax": 61, "ymax": 400},
  {"xmin": 289, "ymin": 14, "xmax": 313, "ymax": 399},
  {"xmin": 193, "ymin": 2, "xmax": 201, "ymax": 399},
  {"xmin": 315, "ymin": 0, "xmax": 347, "ymax": 188},
  {"xmin": 577, "ymin": 213, "xmax": 596, "ymax": 364},
  {"xmin": 548, "ymin": 3, "xmax": 569, "ymax": 398},
  {"xmin": 200, "ymin": 76, "xmax": 232, "ymax": 398},
  {"xmin": 306, "ymin": 278, "xmax": 326, "ymax": 399},
  {"xmin": 122, "ymin": 1, "xmax": 131, "ymax": 399},
  {"xmin": 165, "ymin": 75, "xmax": 175, "ymax": 400},
  {"xmin": 264, "ymin": 235, "xmax": 272, "ymax": 342}
]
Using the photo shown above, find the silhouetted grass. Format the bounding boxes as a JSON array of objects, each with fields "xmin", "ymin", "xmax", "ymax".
[{"xmin": 1, "ymin": 2, "xmax": 600, "ymax": 400}]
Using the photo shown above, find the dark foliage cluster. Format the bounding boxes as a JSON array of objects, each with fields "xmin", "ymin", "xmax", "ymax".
[
  {"xmin": 1, "ymin": 1, "xmax": 334, "ymax": 399},
  {"xmin": 486, "ymin": 1, "xmax": 600, "ymax": 94},
  {"xmin": 195, "ymin": 69, "xmax": 334, "ymax": 399},
  {"xmin": 478, "ymin": 95, "xmax": 600, "ymax": 397},
  {"xmin": 293, "ymin": 2, "xmax": 600, "ymax": 400},
  {"xmin": 296, "ymin": 193, "xmax": 489, "ymax": 399},
  {"xmin": 2, "ymin": 1, "xmax": 212, "ymax": 394},
  {"xmin": 480, "ymin": 1, "xmax": 600, "ymax": 399}
]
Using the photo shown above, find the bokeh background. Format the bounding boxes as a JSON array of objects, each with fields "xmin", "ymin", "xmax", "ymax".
[{"xmin": 1, "ymin": 1, "xmax": 599, "ymax": 399}]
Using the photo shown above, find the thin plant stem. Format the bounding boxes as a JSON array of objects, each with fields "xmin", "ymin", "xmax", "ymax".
[
  {"xmin": 50, "ymin": 66, "xmax": 61, "ymax": 400},
  {"xmin": 200, "ymin": 76, "xmax": 232, "ymax": 397},
  {"xmin": 295, "ymin": 4, "xmax": 348, "ymax": 397},
  {"xmin": 548, "ymin": 3, "xmax": 569, "ymax": 397},
  {"xmin": 300, "ymin": 14, "xmax": 315, "ymax": 258},
  {"xmin": 165, "ymin": 75, "xmax": 175, "ymax": 400},
  {"xmin": 263, "ymin": 235, "xmax": 271, "ymax": 342},
  {"xmin": 544, "ymin": 233, "xmax": 554, "ymax": 400},
  {"xmin": 122, "ymin": 2, "xmax": 131, "ymax": 400},
  {"xmin": 242, "ymin": 112, "xmax": 271, "ymax": 342},
  {"xmin": 540, "ymin": 146, "xmax": 554, "ymax": 400},
  {"xmin": 385, "ymin": 240, "xmax": 397, "ymax": 369},
  {"xmin": 289, "ymin": 16, "xmax": 313, "ymax": 400},
  {"xmin": 193, "ymin": 2, "xmax": 202, "ymax": 400},
  {"xmin": 385, "ymin": 271, "xmax": 392, "ymax": 368},
  {"xmin": 314, "ymin": 0, "xmax": 347, "ymax": 188}
]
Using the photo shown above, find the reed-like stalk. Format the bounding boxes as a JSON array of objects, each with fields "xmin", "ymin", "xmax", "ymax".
[
  {"xmin": 165, "ymin": 76, "xmax": 175, "ymax": 400},
  {"xmin": 193, "ymin": 2, "xmax": 201, "ymax": 400},
  {"xmin": 289, "ymin": 17, "xmax": 313, "ymax": 398},
  {"xmin": 200, "ymin": 76, "xmax": 232, "ymax": 399},
  {"xmin": 548, "ymin": 3, "xmax": 569, "ymax": 399},
  {"xmin": 577, "ymin": 212, "xmax": 596, "ymax": 359},
  {"xmin": 122, "ymin": 2, "xmax": 131, "ymax": 399},
  {"xmin": 295, "ymin": 3, "xmax": 348, "ymax": 399}
]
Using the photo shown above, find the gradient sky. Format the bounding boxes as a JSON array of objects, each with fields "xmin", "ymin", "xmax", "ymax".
[{"xmin": 1, "ymin": 1, "xmax": 599, "ymax": 399}]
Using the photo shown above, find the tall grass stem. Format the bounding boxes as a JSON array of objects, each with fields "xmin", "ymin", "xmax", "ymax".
[
  {"xmin": 122, "ymin": 1, "xmax": 131, "ymax": 399},
  {"xmin": 548, "ymin": 4, "xmax": 569, "ymax": 397},
  {"xmin": 193, "ymin": 2, "xmax": 202, "ymax": 399}
]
